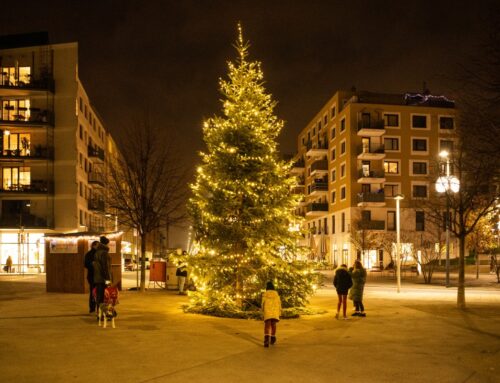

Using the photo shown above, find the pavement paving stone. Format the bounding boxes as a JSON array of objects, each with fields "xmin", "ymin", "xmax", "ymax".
[{"xmin": 0, "ymin": 272, "xmax": 498, "ymax": 383}]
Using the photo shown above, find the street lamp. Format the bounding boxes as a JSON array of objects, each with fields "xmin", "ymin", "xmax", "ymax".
[
  {"xmin": 394, "ymin": 194, "xmax": 404, "ymax": 293},
  {"xmin": 435, "ymin": 150, "xmax": 460, "ymax": 287}
]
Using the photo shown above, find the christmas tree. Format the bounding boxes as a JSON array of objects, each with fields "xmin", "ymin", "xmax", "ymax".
[{"xmin": 187, "ymin": 26, "xmax": 316, "ymax": 318}]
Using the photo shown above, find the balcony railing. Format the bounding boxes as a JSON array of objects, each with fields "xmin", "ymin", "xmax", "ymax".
[
  {"xmin": 292, "ymin": 158, "xmax": 305, "ymax": 168},
  {"xmin": 306, "ymin": 203, "xmax": 328, "ymax": 212},
  {"xmin": 357, "ymin": 120, "xmax": 385, "ymax": 131},
  {"xmin": 311, "ymin": 159, "xmax": 328, "ymax": 172},
  {"xmin": 88, "ymin": 171, "xmax": 105, "ymax": 185},
  {"xmin": 0, "ymin": 146, "xmax": 53, "ymax": 159},
  {"xmin": 306, "ymin": 141, "xmax": 328, "ymax": 151},
  {"xmin": 0, "ymin": 180, "xmax": 53, "ymax": 193},
  {"xmin": 358, "ymin": 220, "xmax": 385, "ymax": 230},
  {"xmin": 0, "ymin": 110, "xmax": 54, "ymax": 126},
  {"xmin": 0, "ymin": 214, "xmax": 49, "ymax": 228},
  {"xmin": 357, "ymin": 144, "xmax": 385, "ymax": 156},
  {"xmin": 357, "ymin": 192, "xmax": 386, "ymax": 204},
  {"xmin": 358, "ymin": 169, "xmax": 385, "ymax": 179},
  {"xmin": 88, "ymin": 145, "xmax": 105, "ymax": 161},
  {"xmin": 0, "ymin": 74, "xmax": 55, "ymax": 92},
  {"xmin": 88, "ymin": 198, "xmax": 105, "ymax": 212},
  {"xmin": 311, "ymin": 181, "xmax": 328, "ymax": 192}
]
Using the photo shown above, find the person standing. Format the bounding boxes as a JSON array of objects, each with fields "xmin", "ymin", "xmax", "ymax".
[
  {"xmin": 176, "ymin": 264, "xmax": 188, "ymax": 294},
  {"xmin": 349, "ymin": 260, "xmax": 367, "ymax": 317},
  {"xmin": 93, "ymin": 236, "xmax": 112, "ymax": 307},
  {"xmin": 261, "ymin": 281, "xmax": 282, "ymax": 347},
  {"xmin": 84, "ymin": 241, "xmax": 99, "ymax": 313},
  {"xmin": 5, "ymin": 255, "xmax": 13, "ymax": 273},
  {"xmin": 333, "ymin": 264, "xmax": 353, "ymax": 320}
]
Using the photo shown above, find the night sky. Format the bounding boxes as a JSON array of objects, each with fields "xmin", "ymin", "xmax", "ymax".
[{"xmin": 0, "ymin": 0, "xmax": 497, "ymax": 167}]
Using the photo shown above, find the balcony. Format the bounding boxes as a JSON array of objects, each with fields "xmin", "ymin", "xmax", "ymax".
[
  {"xmin": 0, "ymin": 110, "xmax": 54, "ymax": 126},
  {"xmin": 358, "ymin": 219, "xmax": 385, "ymax": 230},
  {"xmin": 357, "ymin": 120, "xmax": 385, "ymax": 137},
  {"xmin": 357, "ymin": 192, "xmax": 386, "ymax": 207},
  {"xmin": 291, "ymin": 158, "xmax": 305, "ymax": 174},
  {"xmin": 0, "ymin": 180, "xmax": 53, "ymax": 193},
  {"xmin": 88, "ymin": 145, "xmax": 105, "ymax": 161},
  {"xmin": 357, "ymin": 143, "xmax": 385, "ymax": 160},
  {"xmin": 306, "ymin": 141, "xmax": 328, "ymax": 158},
  {"xmin": 0, "ymin": 146, "xmax": 53, "ymax": 160},
  {"xmin": 88, "ymin": 198, "xmax": 105, "ymax": 212},
  {"xmin": 309, "ymin": 181, "xmax": 328, "ymax": 197},
  {"xmin": 310, "ymin": 159, "xmax": 328, "ymax": 176},
  {"xmin": 357, "ymin": 169, "xmax": 385, "ymax": 184},
  {"xmin": 0, "ymin": 74, "xmax": 55, "ymax": 95},
  {"xmin": 0, "ymin": 213, "xmax": 49, "ymax": 228},
  {"xmin": 88, "ymin": 171, "xmax": 105, "ymax": 186},
  {"xmin": 305, "ymin": 202, "xmax": 328, "ymax": 217}
]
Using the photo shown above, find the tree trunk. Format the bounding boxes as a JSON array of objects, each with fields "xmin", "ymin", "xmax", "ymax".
[
  {"xmin": 140, "ymin": 232, "xmax": 147, "ymax": 292},
  {"xmin": 457, "ymin": 235, "xmax": 466, "ymax": 309}
]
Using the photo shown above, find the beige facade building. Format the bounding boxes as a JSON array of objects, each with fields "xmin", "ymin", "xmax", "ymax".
[
  {"xmin": 0, "ymin": 35, "xmax": 117, "ymax": 272},
  {"xmin": 293, "ymin": 90, "xmax": 457, "ymax": 268}
]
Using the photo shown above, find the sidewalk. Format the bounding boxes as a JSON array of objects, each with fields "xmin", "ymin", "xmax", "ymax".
[{"xmin": 0, "ymin": 273, "xmax": 498, "ymax": 383}]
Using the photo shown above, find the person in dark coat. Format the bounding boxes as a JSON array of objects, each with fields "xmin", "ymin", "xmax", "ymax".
[
  {"xmin": 84, "ymin": 241, "xmax": 99, "ymax": 313},
  {"xmin": 93, "ymin": 236, "xmax": 112, "ymax": 307},
  {"xmin": 333, "ymin": 264, "xmax": 353, "ymax": 320},
  {"xmin": 349, "ymin": 260, "xmax": 367, "ymax": 317}
]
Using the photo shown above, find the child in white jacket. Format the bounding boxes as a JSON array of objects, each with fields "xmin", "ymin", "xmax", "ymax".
[{"xmin": 261, "ymin": 281, "xmax": 282, "ymax": 347}]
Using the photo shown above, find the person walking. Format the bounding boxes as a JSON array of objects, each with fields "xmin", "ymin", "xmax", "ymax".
[
  {"xmin": 349, "ymin": 260, "xmax": 367, "ymax": 317},
  {"xmin": 93, "ymin": 236, "xmax": 112, "ymax": 307},
  {"xmin": 84, "ymin": 241, "xmax": 99, "ymax": 313},
  {"xmin": 176, "ymin": 263, "xmax": 188, "ymax": 294},
  {"xmin": 333, "ymin": 264, "xmax": 353, "ymax": 320},
  {"xmin": 261, "ymin": 281, "xmax": 282, "ymax": 348},
  {"xmin": 5, "ymin": 255, "xmax": 13, "ymax": 273}
]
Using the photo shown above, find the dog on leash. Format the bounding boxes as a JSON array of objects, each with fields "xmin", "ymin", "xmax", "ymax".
[{"xmin": 92, "ymin": 286, "xmax": 119, "ymax": 328}]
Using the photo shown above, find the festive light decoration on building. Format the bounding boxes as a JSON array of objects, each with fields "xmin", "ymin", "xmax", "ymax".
[{"xmin": 185, "ymin": 25, "xmax": 315, "ymax": 317}]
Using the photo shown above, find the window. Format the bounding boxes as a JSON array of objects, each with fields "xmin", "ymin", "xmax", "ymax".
[
  {"xmin": 412, "ymin": 161, "xmax": 427, "ymax": 175},
  {"xmin": 416, "ymin": 211, "xmax": 425, "ymax": 231},
  {"xmin": 384, "ymin": 137, "xmax": 399, "ymax": 151},
  {"xmin": 384, "ymin": 161, "xmax": 399, "ymax": 174},
  {"xmin": 331, "ymin": 106, "xmax": 336, "ymax": 118},
  {"xmin": 79, "ymin": 125, "xmax": 83, "ymax": 140},
  {"xmin": 384, "ymin": 114, "xmax": 399, "ymax": 127},
  {"xmin": 318, "ymin": 120, "xmax": 322, "ymax": 131},
  {"xmin": 2, "ymin": 166, "xmax": 30, "ymax": 189},
  {"xmin": 324, "ymin": 114, "xmax": 328, "ymax": 125},
  {"xmin": 331, "ymin": 169, "xmax": 336, "ymax": 182},
  {"xmin": 413, "ymin": 184, "xmax": 428, "ymax": 198},
  {"xmin": 2, "ymin": 99, "xmax": 31, "ymax": 121},
  {"xmin": 387, "ymin": 211, "xmax": 396, "ymax": 231},
  {"xmin": 331, "ymin": 148, "xmax": 336, "ymax": 160},
  {"xmin": 3, "ymin": 132, "xmax": 31, "ymax": 156},
  {"xmin": 340, "ymin": 118, "xmax": 346, "ymax": 132},
  {"xmin": 331, "ymin": 190, "xmax": 336, "ymax": 203},
  {"xmin": 340, "ymin": 186, "xmax": 346, "ymax": 200},
  {"xmin": 312, "ymin": 127, "xmax": 316, "ymax": 136},
  {"xmin": 412, "ymin": 139, "xmax": 427, "ymax": 152},
  {"xmin": 80, "ymin": 210, "xmax": 84, "ymax": 226},
  {"xmin": 361, "ymin": 210, "xmax": 371, "ymax": 221},
  {"xmin": 340, "ymin": 140, "xmax": 346, "ymax": 155},
  {"xmin": 331, "ymin": 127, "xmax": 336, "ymax": 140},
  {"xmin": 332, "ymin": 215, "xmax": 336, "ymax": 234},
  {"xmin": 79, "ymin": 182, "xmax": 84, "ymax": 197},
  {"xmin": 79, "ymin": 97, "xmax": 83, "ymax": 112},
  {"xmin": 439, "ymin": 116, "xmax": 454, "ymax": 129},
  {"xmin": 341, "ymin": 212, "xmax": 345, "ymax": 232},
  {"xmin": 324, "ymin": 217, "xmax": 328, "ymax": 234},
  {"xmin": 340, "ymin": 163, "xmax": 346, "ymax": 178},
  {"xmin": 440, "ymin": 140, "xmax": 454, "ymax": 153},
  {"xmin": 412, "ymin": 115, "xmax": 427, "ymax": 128},
  {"xmin": 384, "ymin": 184, "xmax": 399, "ymax": 197}
]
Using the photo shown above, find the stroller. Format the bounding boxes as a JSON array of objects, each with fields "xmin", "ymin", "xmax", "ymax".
[{"xmin": 92, "ymin": 285, "xmax": 119, "ymax": 328}]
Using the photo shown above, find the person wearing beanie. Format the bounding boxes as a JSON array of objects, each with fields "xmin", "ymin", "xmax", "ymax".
[
  {"xmin": 93, "ymin": 236, "xmax": 112, "ymax": 307},
  {"xmin": 261, "ymin": 281, "xmax": 282, "ymax": 348}
]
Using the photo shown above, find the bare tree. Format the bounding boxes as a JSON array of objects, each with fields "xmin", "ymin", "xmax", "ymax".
[
  {"xmin": 107, "ymin": 119, "xmax": 189, "ymax": 292},
  {"xmin": 349, "ymin": 209, "xmax": 380, "ymax": 264}
]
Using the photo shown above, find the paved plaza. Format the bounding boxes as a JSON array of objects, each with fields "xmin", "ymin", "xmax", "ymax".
[{"xmin": 0, "ymin": 272, "xmax": 499, "ymax": 383}]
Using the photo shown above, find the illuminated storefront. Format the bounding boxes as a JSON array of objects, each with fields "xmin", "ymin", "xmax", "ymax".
[{"xmin": 0, "ymin": 231, "xmax": 45, "ymax": 273}]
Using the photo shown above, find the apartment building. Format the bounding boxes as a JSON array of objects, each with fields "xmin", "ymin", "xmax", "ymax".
[
  {"xmin": 293, "ymin": 90, "xmax": 457, "ymax": 268},
  {"xmin": 0, "ymin": 34, "xmax": 116, "ymax": 273}
]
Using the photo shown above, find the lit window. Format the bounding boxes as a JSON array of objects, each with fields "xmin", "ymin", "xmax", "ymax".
[{"xmin": 384, "ymin": 161, "xmax": 399, "ymax": 174}]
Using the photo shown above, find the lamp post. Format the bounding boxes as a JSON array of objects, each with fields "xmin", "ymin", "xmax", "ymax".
[
  {"xmin": 435, "ymin": 150, "xmax": 460, "ymax": 288},
  {"xmin": 394, "ymin": 194, "xmax": 404, "ymax": 293}
]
